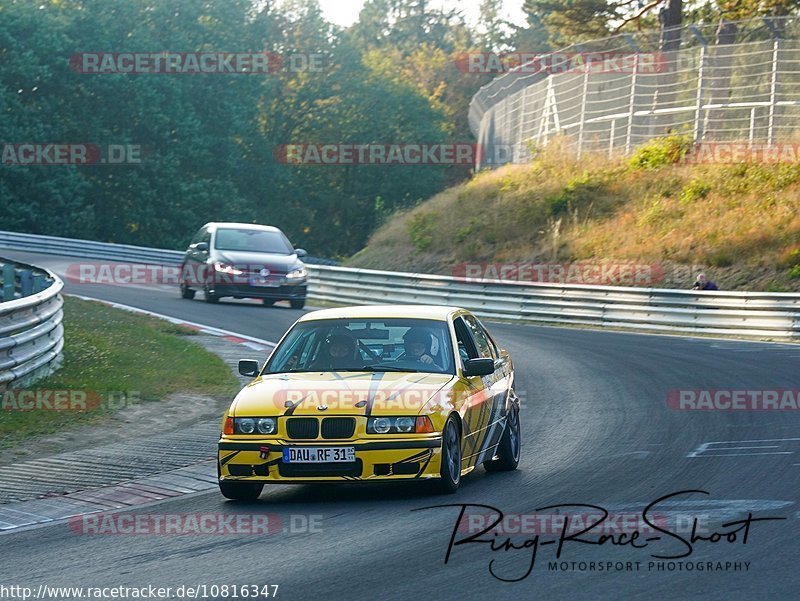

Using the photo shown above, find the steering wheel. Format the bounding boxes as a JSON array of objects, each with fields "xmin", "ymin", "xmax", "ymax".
[{"xmin": 358, "ymin": 340, "xmax": 381, "ymax": 362}]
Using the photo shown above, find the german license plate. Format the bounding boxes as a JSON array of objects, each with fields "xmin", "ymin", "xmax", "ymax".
[
  {"xmin": 250, "ymin": 276, "xmax": 280, "ymax": 287},
  {"xmin": 282, "ymin": 447, "xmax": 355, "ymax": 463}
]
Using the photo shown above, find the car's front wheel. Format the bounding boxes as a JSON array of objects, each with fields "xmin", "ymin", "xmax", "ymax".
[
  {"xmin": 219, "ymin": 481, "xmax": 263, "ymax": 501},
  {"xmin": 484, "ymin": 404, "xmax": 520, "ymax": 472},
  {"xmin": 204, "ymin": 281, "xmax": 220, "ymax": 303},
  {"xmin": 290, "ymin": 299, "xmax": 305, "ymax": 310},
  {"xmin": 437, "ymin": 415, "xmax": 462, "ymax": 493}
]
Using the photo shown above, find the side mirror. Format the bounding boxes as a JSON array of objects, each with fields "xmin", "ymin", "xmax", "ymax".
[
  {"xmin": 238, "ymin": 359, "xmax": 261, "ymax": 377},
  {"xmin": 294, "ymin": 248, "xmax": 308, "ymax": 258},
  {"xmin": 463, "ymin": 358, "xmax": 494, "ymax": 377},
  {"xmin": 195, "ymin": 242, "xmax": 209, "ymax": 252}
]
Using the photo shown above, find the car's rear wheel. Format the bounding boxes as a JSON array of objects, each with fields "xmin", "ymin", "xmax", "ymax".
[
  {"xmin": 484, "ymin": 404, "xmax": 520, "ymax": 472},
  {"xmin": 290, "ymin": 299, "xmax": 306, "ymax": 310},
  {"xmin": 261, "ymin": 299, "xmax": 276, "ymax": 306},
  {"xmin": 437, "ymin": 416, "xmax": 462, "ymax": 493},
  {"xmin": 180, "ymin": 282, "xmax": 195, "ymax": 299},
  {"xmin": 219, "ymin": 481, "xmax": 263, "ymax": 501}
]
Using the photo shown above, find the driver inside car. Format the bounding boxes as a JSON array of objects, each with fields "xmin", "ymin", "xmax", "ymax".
[
  {"xmin": 399, "ymin": 328, "xmax": 436, "ymax": 365},
  {"xmin": 313, "ymin": 331, "xmax": 358, "ymax": 370}
]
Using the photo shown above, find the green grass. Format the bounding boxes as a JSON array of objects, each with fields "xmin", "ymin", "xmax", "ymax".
[{"xmin": 0, "ymin": 297, "xmax": 239, "ymax": 448}]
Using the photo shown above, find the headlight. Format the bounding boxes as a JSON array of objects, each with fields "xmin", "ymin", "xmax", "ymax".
[
  {"xmin": 233, "ymin": 417, "xmax": 277, "ymax": 435},
  {"xmin": 256, "ymin": 417, "xmax": 277, "ymax": 434},
  {"xmin": 395, "ymin": 417, "xmax": 415, "ymax": 433},
  {"xmin": 286, "ymin": 266, "xmax": 307, "ymax": 280},
  {"xmin": 237, "ymin": 418, "xmax": 255, "ymax": 434},
  {"xmin": 214, "ymin": 261, "xmax": 243, "ymax": 275},
  {"xmin": 367, "ymin": 416, "xmax": 430, "ymax": 434}
]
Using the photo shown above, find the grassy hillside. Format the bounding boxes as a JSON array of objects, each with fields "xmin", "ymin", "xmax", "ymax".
[{"xmin": 346, "ymin": 137, "xmax": 800, "ymax": 291}]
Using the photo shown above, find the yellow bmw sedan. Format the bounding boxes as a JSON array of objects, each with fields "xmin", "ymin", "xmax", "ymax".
[{"xmin": 217, "ymin": 305, "xmax": 521, "ymax": 500}]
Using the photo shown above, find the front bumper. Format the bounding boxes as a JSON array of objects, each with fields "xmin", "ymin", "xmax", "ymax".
[
  {"xmin": 212, "ymin": 282, "xmax": 307, "ymax": 300},
  {"xmin": 218, "ymin": 437, "xmax": 443, "ymax": 483}
]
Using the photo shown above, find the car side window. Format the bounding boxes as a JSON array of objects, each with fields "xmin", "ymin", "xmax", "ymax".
[
  {"xmin": 463, "ymin": 314, "xmax": 494, "ymax": 360},
  {"xmin": 453, "ymin": 317, "xmax": 479, "ymax": 363}
]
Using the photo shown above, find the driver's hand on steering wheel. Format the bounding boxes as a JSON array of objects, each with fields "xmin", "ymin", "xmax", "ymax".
[{"xmin": 418, "ymin": 354, "xmax": 434, "ymax": 364}]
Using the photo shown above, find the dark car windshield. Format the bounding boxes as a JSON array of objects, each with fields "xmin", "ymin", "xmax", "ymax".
[
  {"xmin": 214, "ymin": 228, "xmax": 293, "ymax": 254},
  {"xmin": 265, "ymin": 318, "xmax": 455, "ymax": 375}
]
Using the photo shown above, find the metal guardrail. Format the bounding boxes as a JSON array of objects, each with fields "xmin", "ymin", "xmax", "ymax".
[
  {"xmin": 0, "ymin": 257, "xmax": 64, "ymax": 390},
  {"xmin": 306, "ymin": 265, "xmax": 800, "ymax": 339},
  {"xmin": 1, "ymin": 231, "xmax": 798, "ymax": 339},
  {"xmin": 0, "ymin": 230, "xmax": 339, "ymax": 266}
]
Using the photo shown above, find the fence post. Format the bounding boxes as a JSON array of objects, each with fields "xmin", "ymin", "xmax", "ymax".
[
  {"xmin": 767, "ymin": 39, "xmax": 780, "ymax": 146},
  {"xmin": 1, "ymin": 264, "xmax": 15, "ymax": 301},
  {"xmin": 518, "ymin": 85, "xmax": 528, "ymax": 150},
  {"xmin": 693, "ymin": 45, "xmax": 707, "ymax": 143},
  {"xmin": 608, "ymin": 119, "xmax": 616, "ymax": 157},
  {"xmin": 32, "ymin": 273, "xmax": 47, "ymax": 294},
  {"xmin": 576, "ymin": 68, "xmax": 590, "ymax": 158},
  {"xmin": 624, "ymin": 54, "xmax": 639, "ymax": 154},
  {"xmin": 748, "ymin": 106, "xmax": 757, "ymax": 147},
  {"xmin": 20, "ymin": 270, "xmax": 33, "ymax": 297}
]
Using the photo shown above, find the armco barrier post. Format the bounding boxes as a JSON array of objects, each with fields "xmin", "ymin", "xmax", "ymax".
[
  {"xmin": 1, "ymin": 264, "xmax": 15, "ymax": 301},
  {"xmin": 19, "ymin": 269, "xmax": 33, "ymax": 297},
  {"xmin": 32, "ymin": 273, "xmax": 47, "ymax": 293}
]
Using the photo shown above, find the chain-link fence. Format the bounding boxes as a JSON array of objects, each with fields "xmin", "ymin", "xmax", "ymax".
[{"xmin": 469, "ymin": 16, "xmax": 800, "ymax": 168}]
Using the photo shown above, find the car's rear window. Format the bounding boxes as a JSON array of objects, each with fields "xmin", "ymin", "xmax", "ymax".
[{"xmin": 214, "ymin": 228, "xmax": 292, "ymax": 254}]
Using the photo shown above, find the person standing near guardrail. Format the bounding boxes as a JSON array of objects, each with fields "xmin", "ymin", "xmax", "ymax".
[{"xmin": 692, "ymin": 273, "xmax": 719, "ymax": 290}]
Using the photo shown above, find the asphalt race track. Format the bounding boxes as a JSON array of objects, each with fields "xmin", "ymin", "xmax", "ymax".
[{"xmin": 2, "ymin": 250, "xmax": 799, "ymax": 600}]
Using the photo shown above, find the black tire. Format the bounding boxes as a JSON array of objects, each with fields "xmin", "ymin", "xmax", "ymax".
[
  {"xmin": 204, "ymin": 282, "xmax": 220, "ymax": 304},
  {"xmin": 484, "ymin": 404, "xmax": 521, "ymax": 472},
  {"xmin": 219, "ymin": 480, "xmax": 263, "ymax": 501},
  {"xmin": 180, "ymin": 282, "xmax": 196, "ymax": 300},
  {"xmin": 261, "ymin": 298, "xmax": 276, "ymax": 306},
  {"xmin": 437, "ymin": 415, "xmax": 462, "ymax": 493},
  {"xmin": 290, "ymin": 299, "xmax": 306, "ymax": 310}
]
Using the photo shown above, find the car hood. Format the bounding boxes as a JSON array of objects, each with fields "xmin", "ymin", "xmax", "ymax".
[
  {"xmin": 231, "ymin": 371, "xmax": 455, "ymax": 417},
  {"xmin": 214, "ymin": 250, "xmax": 301, "ymax": 273}
]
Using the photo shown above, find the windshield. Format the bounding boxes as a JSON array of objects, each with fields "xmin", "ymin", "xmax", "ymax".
[
  {"xmin": 265, "ymin": 318, "xmax": 455, "ymax": 375},
  {"xmin": 214, "ymin": 228, "xmax": 293, "ymax": 254}
]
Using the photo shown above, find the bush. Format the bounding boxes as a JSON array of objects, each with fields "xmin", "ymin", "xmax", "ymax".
[
  {"xmin": 680, "ymin": 180, "xmax": 711, "ymax": 205},
  {"xmin": 629, "ymin": 134, "xmax": 693, "ymax": 170},
  {"xmin": 407, "ymin": 213, "xmax": 436, "ymax": 251}
]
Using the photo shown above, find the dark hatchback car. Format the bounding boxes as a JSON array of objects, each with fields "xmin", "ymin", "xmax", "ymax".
[{"xmin": 180, "ymin": 222, "xmax": 308, "ymax": 309}]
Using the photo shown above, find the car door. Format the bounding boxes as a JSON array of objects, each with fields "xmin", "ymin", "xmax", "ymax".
[
  {"xmin": 453, "ymin": 315, "xmax": 499, "ymax": 468},
  {"xmin": 184, "ymin": 226, "xmax": 210, "ymax": 286},
  {"xmin": 460, "ymin": 313, "xmax": 510, "ymax": 466}
]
